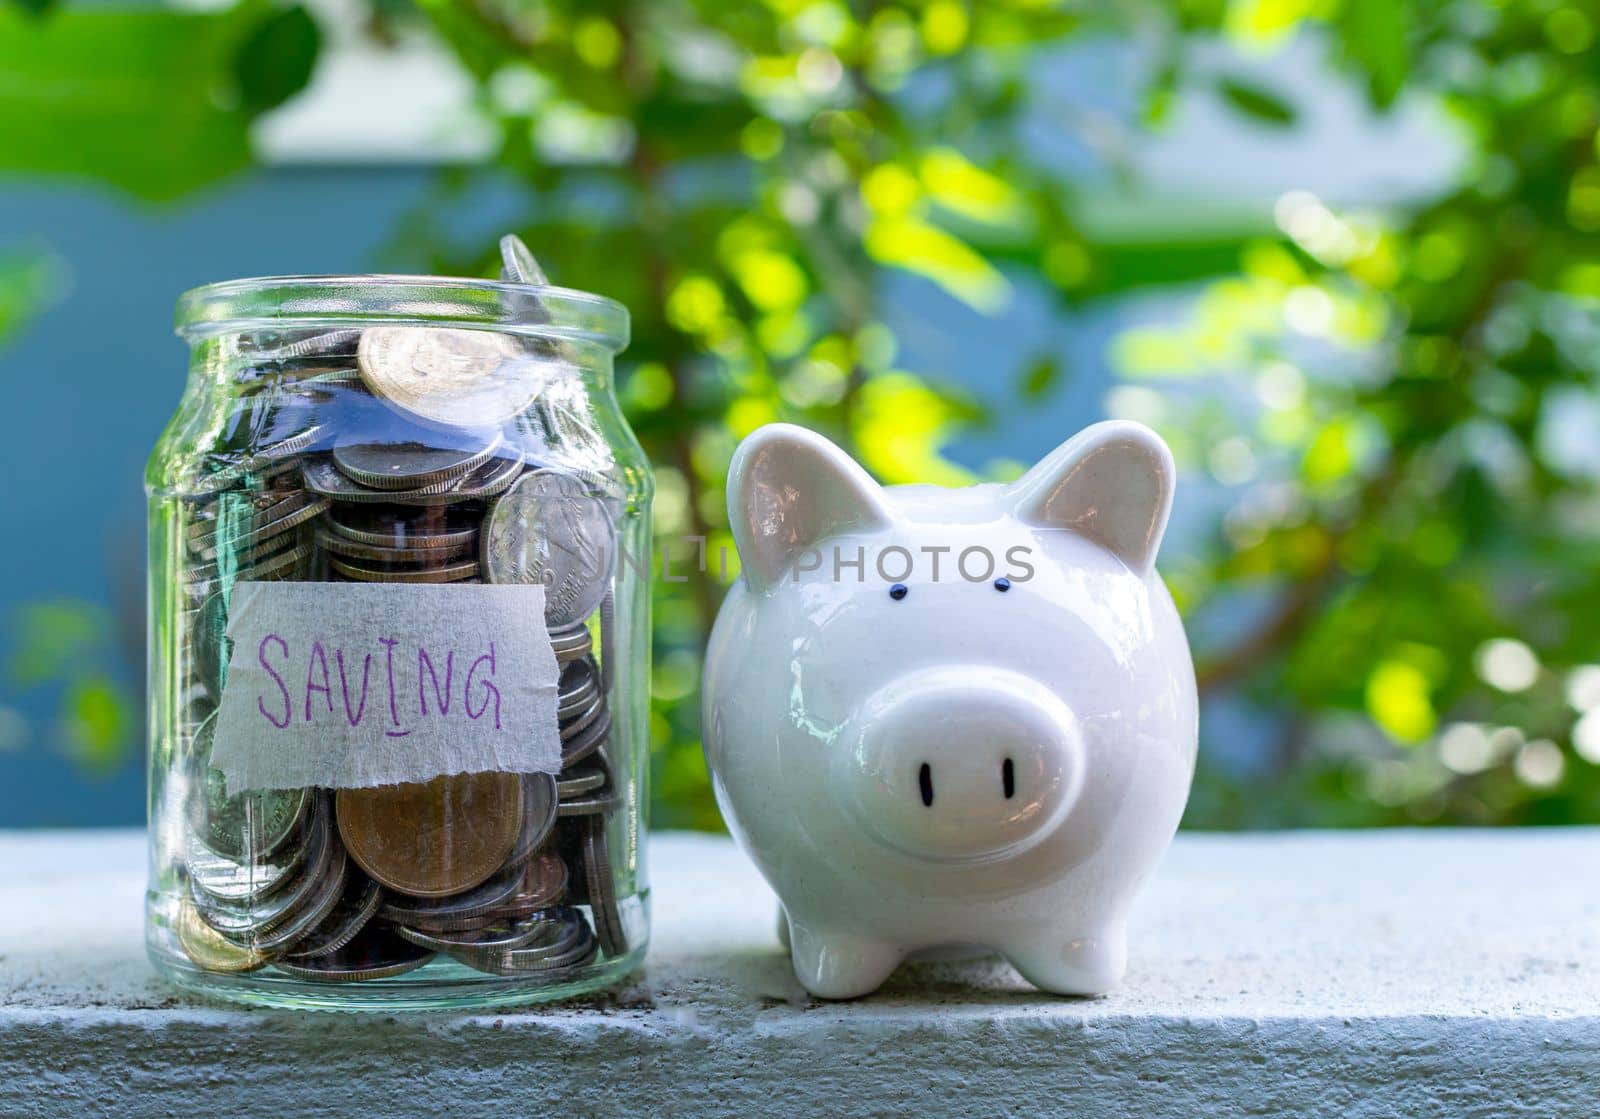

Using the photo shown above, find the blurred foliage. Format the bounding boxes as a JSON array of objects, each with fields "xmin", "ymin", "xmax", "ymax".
[
  {"xmin": 1136, "ymin": 0, "xmax": 1600, "ymax": 826},
  {"xmin": 8, "ymin": 600, "xmax": 135, "ymax": 774},
  {"xmin": 8, "ymin": 0, "xmax": 1600, "ymax": 828},
  {"xmin": 0, "ymin": 0, "xmax": 319, "ymax": 199}
]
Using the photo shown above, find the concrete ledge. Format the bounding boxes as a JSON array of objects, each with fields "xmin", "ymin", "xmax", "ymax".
[{"xmin": 3, "ymin": 829, "xmax": 1598, "ymax": 1117}]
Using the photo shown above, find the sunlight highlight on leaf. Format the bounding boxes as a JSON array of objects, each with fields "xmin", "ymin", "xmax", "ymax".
[{"xmin": 864, "ymin": 216, "xmax": 1009, "ymax": 311}]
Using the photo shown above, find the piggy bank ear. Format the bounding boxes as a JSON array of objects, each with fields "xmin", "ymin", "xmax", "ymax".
[
  {"xmin": 1007, "ymin": 420, "xmax": 1175, "ymax": 574},
  {"xmin": 728, "ymin": 424, "xmax": 892, "ymax": 592}
]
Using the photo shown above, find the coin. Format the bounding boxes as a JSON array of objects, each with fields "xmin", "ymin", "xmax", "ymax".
[
  {"xmin": 248, "ymin": 841, "xmax": 349, "ymax": 952},
  {"xmin": 582, "ymin": 816, "xmax": 626, "ymax": 958},
  {"xmin": 313, "ymin": 527, "xmax": 475, "ymax": 565},
  {"xmin": 378, "ymin": 864, "xmax": 525, "ymax": 927},
  {"xmin": 325, "ymin": 504, "xmax": 479, "ymax": 551},
  {"xmin": 187, "ymin": 716, "xmax": 311, "ymax": 861},
  {"xmin": 182, "ymin": 533, "xmax": 303, "ymax": 584},
  {"xmin": 558, "ymin": 657, "xmax": 599, "ymax": 716},
  {"xmin": 184, "ymin": 543, "xmax": 312, "ymax": 601},
  {"xmin": 187, "ymin": 494, "xmax": 327, "ymax": 561},
  {"xmin": 331, "ymin": 435, "xmax": 502, "ymax": 492},
  {"xmin": 461, "ymin": 908, "xmax": 597, "ymax": 975},
  {"xmin": 556, "ymin": 767, "xmax": 605, "ymax": 800},
  {"xmin": 177, "ymin": 898, "xmax": 269, "ymax": 972},
  {"xmin": 202, "ymin": 425, "xmax": 328, "ymax": 491},
  {"xmin": 560, "ymin": 688, "xmax": 607, "ymax": 739},
  {"xmin": 562, "ymin": 706, "xmax": 613, "ymax": 768},
  {"xmin": 548, "ymin": 622, "xmax": 592, "ymax": 662},
  {"xmin": 329, "ymin": 556, "xmax": 480, "ymax": 583},
  {"xmin": 557, "ymin": 793, "xmax": 617, "ymax": 819},
  {"xmin": 493, "ymin": 849, "xmax": 569, "ymax": 917},
  {"xmin": 337, "ymin": 772, "xmax": 523, "ymax": 898},
  {"xmin": 243, "ymin": 329, "xmax": 362, "ymax": 364},
  {"xmin": 273, "ymin": 926, "xmax": 435, "ymax": 983},
  {"xmin": 358, "ymin": 326, "xmax": 534, "ymax": 429},
  {"xmin": 397, "ymin": 912, "xmax": 561, "ymax": 954},
  {"xmin": 482, "ymin": 469, "xmax": 615, "ymax": 626},
  {"xmin": 191, "ymin": 803, "xmax": 331, "ymax": 939},
  {"xmin": 302, "ymin": 455, "xmax": 517, "ymax": 506},
  {"xmin": 504, "ymin": 773, "xmax": 559, "ymax": 868},
  {"xmin": 284, "ymin": 873, "xmax": 383, "ymax": 960},
  {"xmin": 499, "ymin": 234, "xmax": 550, "ymax": 286},
  {"xmin": 186, "ymin": 829, "xmax": 308, "ymax": 904}
]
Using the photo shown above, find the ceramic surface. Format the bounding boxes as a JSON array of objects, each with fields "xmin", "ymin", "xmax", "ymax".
[{"xmin": 703, "ymin": 421, "xmax": 1197, "ymax": 998}]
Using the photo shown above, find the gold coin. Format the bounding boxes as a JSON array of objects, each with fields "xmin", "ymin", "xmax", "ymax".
[
  {"xmin": 336, "ymin": 773, "xmax": 523, "ymax": 899},
  {"xmin": 176, "ymin": 898, "xmax": 267, "ymax": 973}
]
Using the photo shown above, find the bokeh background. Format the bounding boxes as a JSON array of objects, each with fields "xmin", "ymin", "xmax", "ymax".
[{"xmin": 4, "ymin": 0, "xmax": 1599, "ymax": 831}]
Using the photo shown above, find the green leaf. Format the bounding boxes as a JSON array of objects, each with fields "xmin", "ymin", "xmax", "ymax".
[
  {"xmin": 60, "ymin": 675, "xmax": 136, "ymax": 776},
  {"xmin": 1018, "ymin": 355, "xmax": 1062, "ymax": 401},
  {"xmin": 233, "ymin": 4, "xmax": 321, "ymax": 114},
  {"xmin": 7, "ymin": 0, "xmax": 56, "ymax": 16},
  {"xmin": 0, "ymin": 247, "xmax": 65, "ymax": 344},
  {"xmin": 0, "ymin": 3, "xmax": 320, "ymax": 200},
  {"xmin": 1216, "ymin": 75, "xmax": 1297, "ymax": 128},
  {"xmin": 1337, "ymin": 0, "xmax": 1409, "ymax": 108}
]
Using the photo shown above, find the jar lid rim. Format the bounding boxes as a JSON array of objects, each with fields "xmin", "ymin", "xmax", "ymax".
[{"xmin": 175, "ymin": 273, "xmax": 629, "ymax": 350}]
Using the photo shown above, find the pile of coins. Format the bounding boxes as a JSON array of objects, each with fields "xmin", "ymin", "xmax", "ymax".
[{"xmin": 172, "ymin": 238, "xmax": 629, "ymax": 983}]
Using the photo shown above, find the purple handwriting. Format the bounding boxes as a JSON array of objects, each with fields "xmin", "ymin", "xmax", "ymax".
[{"xmin": 255, "ymin": 634, "xmax": 502, "ymax": 735}]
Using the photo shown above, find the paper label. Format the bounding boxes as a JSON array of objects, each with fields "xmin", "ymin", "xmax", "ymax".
[{"xmin": 210, "ymin": 581, "xmax": 562, "ymax": 794}]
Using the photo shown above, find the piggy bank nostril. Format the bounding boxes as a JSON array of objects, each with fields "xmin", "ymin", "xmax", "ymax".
[
  {"xmin": 918, "ymin": 762, "xmax": 934, "ymax": 807},
  {"xmin": 1002, "ymin": 757, "xmax": 1015, "ymax": 800}
]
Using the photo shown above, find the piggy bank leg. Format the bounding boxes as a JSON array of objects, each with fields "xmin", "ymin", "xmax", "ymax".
[
  {"xmin": 787, "ymin": 920, "xmax": 904, "ymax": 1000},
  {"xmin": 1003, "ymin": 926, "xmax": 1128, "ymax": 997},
  {"xmin": 776, "ymin": 905, "xmax": 791, "ymax": 950}
]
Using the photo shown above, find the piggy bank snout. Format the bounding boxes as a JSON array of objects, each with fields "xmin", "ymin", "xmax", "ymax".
[{"xmin": 842, "ymin": 669, "xmax": 1083, "ymax": 863}]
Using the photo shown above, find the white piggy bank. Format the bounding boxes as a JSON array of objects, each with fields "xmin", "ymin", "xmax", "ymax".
[{"xmin": 702, "ymin": 421, "xmax": 1197, "ymax": 999}]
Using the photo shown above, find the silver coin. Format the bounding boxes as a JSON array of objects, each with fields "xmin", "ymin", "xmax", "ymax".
[
  {"xmin": 582, "ymin": 816, "xmax": 626, "ymax": 958},
  {"xmin": 561, "ymin": 706, "xmax": 612, "ymax": 768},
  {"xmin": 557, "ymin": 793, "xmax": 617, "ymax": 819},
  {"xmin": 358, "ymin": 326, "xmax": 535, "ymax": 429},
  {"xmin": 273, "ymin": 926, "xmax": 435, "ymax": 983},
  {"xmin": 248, "ymin": 840, "xmax": 349, "ymax": 952},
  {"xmin": 188, "ymin": 494, "xmax": 328, "ymax": 560},
  {"xmin": 504, "ymin": 774, "xmax": 559, "ymax": 868},
  {"xmin": 202, "ymin": 425, "xmax": 327, "ymax": 491},
  {"xmin": 379, "ymin": 865, "xmax": 524, "ymax": 928},
  {"xmin": 182, "ymin": 532, "xmax": 304, "ymax": 582},
  {"xmin": 283, "ymin": 873, "xmax": 384, "ymax": 960},
  {"xmin": 329, "ymin": 555, "xmax": 481, "ymax": 583},
  {"xmin": 242, "ymin": 329, "xmax": 363, "ymax": 363},
  {"xmin": 398, "ymin": 910, "xmax": 564, "ymax": 955},
  {"xmin": 186, "ymin": 490, "xmax": 305, "ymax": 545},
  {"xmin": 187, "ymin": 716, "xmax": 311, "ymax": 861},
  {"xmin": 557, "ymin": 768, "xmax": 606, "ymax": 800},
  {"xmin": 464, "ymin": 910, "xmax": 598, "ymax": 976},
  {"xmin": 183, "ymin": 543, "xmax": 311, "ymax": 601},
  {"xmin": 482, "ymin": 469, "xmax": 615, "ymax": 627},
  {"xmin": 498, "ymin": 234, "xmax": 550, "ymax": 286},
  {"xmin": 326, "ymin": 506, "xmax": 479, "ymax": 551},
  {"xmin": 313, "ymin": 526, "xmax": 476, "ymax": 565},
  {"xmin": 302, "ymin": 454, "xmax": 518, "ymax": 507},
  {"xmin": 331, "ymin": 434, "xmax": 502, "ymax": 492},
  {"xmin": 191, "ymin": 802, "xmax": 331, "ymax": 939},
  {"xmin": 548, "ymin": 622, "xmax": 592, "ymax": 662},
  {"xmin": 186, "ymin": 828, "xmax": 309, "ymax": 904},
  {"xmin": 558, "ymin": 657, "xmax": 600, "ymax": 715},
  {"xmin": 559, "ymin": 689, "xmax": 606, "ymax": 742}
]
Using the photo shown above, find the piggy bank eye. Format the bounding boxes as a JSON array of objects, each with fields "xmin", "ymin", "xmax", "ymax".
[
  {"xmin": 993, "ymin": 577, "xmax": 1011, "ymax": 592},
  {"xmin": 889, "ymin": 583, "xmax": 909, "ymax": 601}
]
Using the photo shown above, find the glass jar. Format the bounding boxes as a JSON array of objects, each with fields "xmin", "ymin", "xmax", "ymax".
[{"xmin": 145, "ymin": 270, "xmax": 650, "ymax": 1010}]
